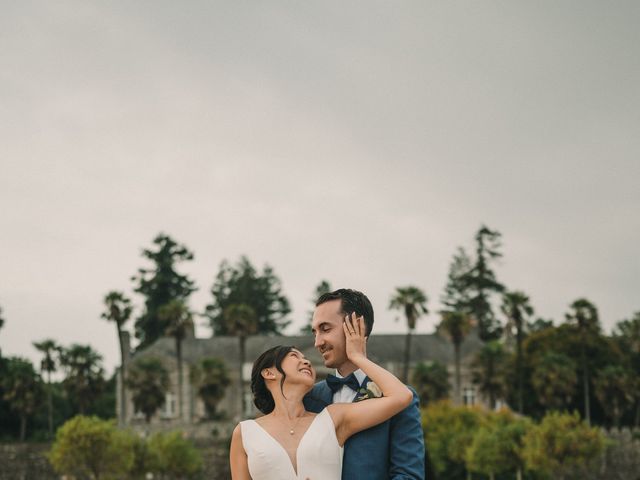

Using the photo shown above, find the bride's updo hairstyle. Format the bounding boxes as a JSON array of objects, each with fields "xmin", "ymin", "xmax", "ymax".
[{"xmin": 251, "ymin": 345, "xmax": 295, "ymax": 414}]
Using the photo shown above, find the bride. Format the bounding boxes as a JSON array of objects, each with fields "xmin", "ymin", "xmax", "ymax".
[{"xmin": 229, "ymin": 314, "xmax": 413, "ymax": 479}]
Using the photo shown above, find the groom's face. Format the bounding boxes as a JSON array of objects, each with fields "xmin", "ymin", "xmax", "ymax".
[{"xmin": 311, "ymin": 299, "xmax": 348, "ymax": 369}]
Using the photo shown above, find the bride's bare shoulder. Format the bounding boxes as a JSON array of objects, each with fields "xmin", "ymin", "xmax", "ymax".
[
  {"xmin": 229, "ymin": 424, "xmax": 251, "ymax": 479},
  {"xmin": 231, "ymin": 423, "xmax": 243, "ymax": 443}
]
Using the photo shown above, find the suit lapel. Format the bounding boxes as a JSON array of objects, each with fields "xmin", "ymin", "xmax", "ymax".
[{"xmin": 351, "ymin": 375, "xmax": 370, "ymax": 403}]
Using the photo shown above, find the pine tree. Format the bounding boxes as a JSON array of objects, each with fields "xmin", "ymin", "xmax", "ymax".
[
  {"xmin": 132, "ymin": 234, "xmax": 196, "ymax": 349},
  {"xmin": 206, "ymin": 256, "xmax": 290, "ymax": 335},
  {"xmin": 463, "ymin": 226, "xmax": 505, "ymax": 341}
]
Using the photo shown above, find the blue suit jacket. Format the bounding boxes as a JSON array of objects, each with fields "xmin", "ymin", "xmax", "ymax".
[{"xmin": 303, "ymin": 378, "xmax": 425, "ymax": 480}]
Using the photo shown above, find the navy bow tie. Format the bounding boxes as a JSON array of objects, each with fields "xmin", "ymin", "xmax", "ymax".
[{"xmin": 326, "ymin": 373, "xmax": 360, "ymax": 394}]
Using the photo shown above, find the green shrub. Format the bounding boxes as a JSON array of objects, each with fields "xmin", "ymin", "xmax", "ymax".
[
  {"xmin": 147, "ymin": 431, "xmax": 203, "ymax": 479},
  {"xmin": 48, "ymin": 415, "xmax": 134, "ymax": 480},
  {"xmin": 128, "ymin": 433, "xmax": 155, "ymax": 480},
  {"xmin": 465, "ymin": 409, "xmax": 531, "ymax": 480},
  {"xmin": 422, "ymin": 400, "xmax": 485, "ymax": 478},
  {"xmin": 521, "ymin": 411, "xmax": 606, "ymax": 480}
]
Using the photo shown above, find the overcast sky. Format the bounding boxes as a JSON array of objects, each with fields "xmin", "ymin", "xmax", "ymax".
[{"xmin": 1, "ymin": 1, "xmax": 639, "ymax": 375}]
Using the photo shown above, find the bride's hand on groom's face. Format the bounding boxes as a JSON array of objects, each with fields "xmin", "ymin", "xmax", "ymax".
[{"xmin": 343, "ymin": 313, "xmax": 367, "ymax": 362}]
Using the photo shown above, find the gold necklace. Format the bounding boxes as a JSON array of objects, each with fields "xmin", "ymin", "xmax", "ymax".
[{"xmin": 287, "ymin": 414, "xmax": 305, "ymax": 435}]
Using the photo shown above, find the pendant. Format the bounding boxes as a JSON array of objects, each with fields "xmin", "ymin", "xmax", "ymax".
[{"xmin": 289, "ymin": 429, "xmax": 294, "ymax": 435}]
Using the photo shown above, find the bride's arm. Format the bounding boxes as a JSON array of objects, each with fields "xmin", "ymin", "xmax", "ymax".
[
  {"xmin": 328, "ymin": 314, "xmax": 413, "ymax": 446},
  {"xmin": 230, "ymin": 424, "xmax": 252, "ymax": 480}
]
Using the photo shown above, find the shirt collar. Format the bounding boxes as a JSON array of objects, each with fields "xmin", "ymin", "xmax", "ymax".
[{"xmin": 335, "ymin": 368, "xmax": 366, "ymax": 385}]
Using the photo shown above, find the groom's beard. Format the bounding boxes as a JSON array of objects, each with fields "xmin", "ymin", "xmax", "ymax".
[{"xmin": 320, "ymin": 347, "xmax": 346, "ymax": 369}]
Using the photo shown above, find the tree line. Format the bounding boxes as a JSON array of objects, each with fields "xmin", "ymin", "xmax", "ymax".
[
  {"xmin": 1, "ymin": 227, "xmax": 639, "ymax": 441},
  {"xmin": 0, "ymin": 340, "xmax": 114, "ymax": 441},
  {"xmin": 0, "ymin": 233, "xmax": 289, "ymax": 440},
  {"xmin": 407, "ymin": 227, "xmax": 639, "ymax": 429}
]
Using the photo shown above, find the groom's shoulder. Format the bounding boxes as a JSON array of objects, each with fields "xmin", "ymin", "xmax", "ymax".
[
  {"xmin": 314, "ymin": 378, "xmax": 328, "ymax": 388},
  {"xmin": 303, "ymin": 380, "xmax": 329, "ymax": 410},
  {"xmin": 309, "ymin": 379, "xmax": 328, "ymax": 397}
]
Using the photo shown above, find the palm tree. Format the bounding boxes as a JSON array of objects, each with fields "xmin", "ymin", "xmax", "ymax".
[
  {"xmin": 438, "ymin": 310, "xmax": 473, "ymax": 404},
  {"xmin": 1, "ymin": 357, "xmax": 44, "ymax": 441},
  {"xmin": 389, "ymin": 286, "xmax": 429, "ymax": 383},
  {"xmin": 190, "ymin": 357, "xmax": 231, "ymax": 419},
  {"xmin": 470, "ymin": 341, "xmax": 507, "ymax": 409},
  {"xmin": 594, "ymin": 365, "xmax": 633, "ymax": 428},
  {"xmin": 412, "ymin": 361, "xmax": 450, "ymax": 405},
  {"xmin": 223, "ymin": 303, "xmax": 258, "ymax": 418},
  {"xmin": 32, "ymin": 339, "xmax": 58, "ymax": 437},
  {"xmin": 126, "ymin": 357, "xmax": 170, "ymax": 423},
  {"xmin": 531, "ymin": 352, "xmax": 577, "ymax": 411},
  {"xmin": 565, "ymin": 298, "xmax": 600, "ymax": 425},
  {"xmin": 59, "ymin": 344, "xmax": 105, "ymax": 415},
  {"xmin": 158, "ymin": 299, "xmax": 193, "ymax": 421},
  {"xmin": 501, "ymin": 290, "xmax": 534, "ymax": 413},
  {"xmin": 101, "ymin": 291, "xmax": 133, "ymax": 424}
]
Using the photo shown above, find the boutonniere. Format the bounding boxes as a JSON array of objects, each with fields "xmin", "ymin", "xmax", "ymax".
[{"xmin": 354, "ymin": 381, "xmax": 383, "ymax": 402}]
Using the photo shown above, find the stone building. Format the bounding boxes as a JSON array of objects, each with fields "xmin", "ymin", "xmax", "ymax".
[{"xmin": 117, "ymin": 331, "xmax": 484, "ymax": 437}]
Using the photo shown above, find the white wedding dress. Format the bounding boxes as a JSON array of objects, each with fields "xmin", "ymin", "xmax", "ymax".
[{"xmin": 240, "ymin": 408, "xmax": 343, "ymax": 480}]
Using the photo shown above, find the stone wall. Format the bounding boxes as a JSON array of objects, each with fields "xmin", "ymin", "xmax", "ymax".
[
  {"xmin": 0, "ymin": 443, "xmax": 57, "ymax": 480},
  {"xmin": 583, "ymin": 429, "xmax": 640, "ymax": 480},
  {"xmin": 1, "ymin": 429, "xmax": 638, "ymax": 479}
]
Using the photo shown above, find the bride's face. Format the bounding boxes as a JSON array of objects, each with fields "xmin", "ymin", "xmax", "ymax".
[{"xmin": 280, "ymin": 349, "xmax": 316, "ymax": 388}]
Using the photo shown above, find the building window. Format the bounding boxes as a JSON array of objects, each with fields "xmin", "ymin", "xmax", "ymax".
[
  {"xmin": 462, "ymin": 387, "xmax": 476, "ymax": 406},
  {"xmin": 161, "ymin": 393, "xmax": 177, "ymax": 418}
]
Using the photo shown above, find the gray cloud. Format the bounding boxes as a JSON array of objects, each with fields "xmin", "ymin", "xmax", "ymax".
[{"xmin": 1, "ymin": 1, "xmax": 638, "ymax": 373}]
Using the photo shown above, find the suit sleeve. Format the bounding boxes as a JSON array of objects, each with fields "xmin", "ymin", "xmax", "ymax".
[
  {"xmin": 303, "ymin": 382, "xmax": 329, "ymax": 414},
  {"xmin": 388, "ymin": 387, "xmax": 425, "ymax": 480}
]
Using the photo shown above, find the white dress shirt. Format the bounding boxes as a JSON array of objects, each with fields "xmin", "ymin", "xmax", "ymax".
[{"xmin": 332, "ymin": 368, "xmax": 367, "ymax": 403}]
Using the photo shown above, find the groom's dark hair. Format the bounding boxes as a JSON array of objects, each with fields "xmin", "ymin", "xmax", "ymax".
[{"xmin": 316, "ymin": 288, "xmax": 374, "ymax": 337}]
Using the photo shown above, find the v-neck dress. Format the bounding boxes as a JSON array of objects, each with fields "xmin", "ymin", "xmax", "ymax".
[{"xmin": 240, "ymin": 408, "xmax": 343, "ymax": 480}]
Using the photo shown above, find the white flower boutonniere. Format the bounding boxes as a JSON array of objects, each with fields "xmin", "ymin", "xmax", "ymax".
[{"xmin": 354, "ymin": 381, "xmax": 383, "ymax": 402}]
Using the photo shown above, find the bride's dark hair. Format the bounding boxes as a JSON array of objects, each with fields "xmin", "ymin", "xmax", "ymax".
[{"xmin": 251, "ymin": 345, "xmax": 295, "ymax": 414}]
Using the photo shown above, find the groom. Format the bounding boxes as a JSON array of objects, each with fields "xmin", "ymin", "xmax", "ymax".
[{"xmin": 303, "ymin": 289, "xmax": 426, "ymax": 480}]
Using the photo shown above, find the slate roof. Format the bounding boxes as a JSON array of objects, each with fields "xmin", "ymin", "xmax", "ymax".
[{"xmin": 133, "ymin": 332, "xmax": 483, "ymax": 369}]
